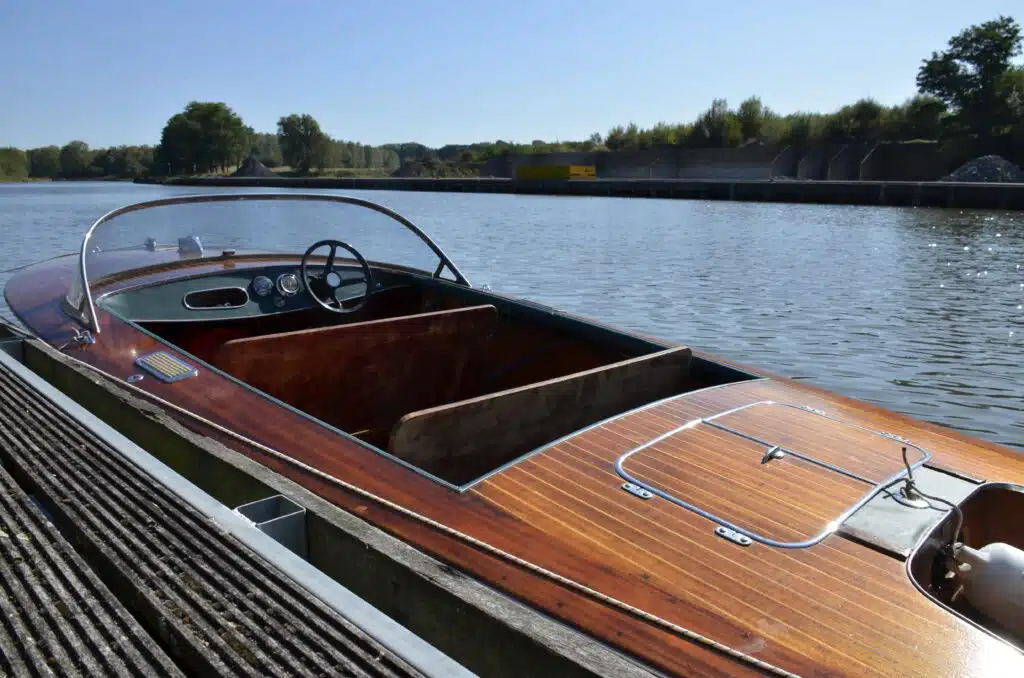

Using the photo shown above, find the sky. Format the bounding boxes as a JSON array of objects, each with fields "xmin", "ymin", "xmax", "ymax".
[{"xmin": 0, "ymin": 1, "xmax": 1021, "ymax": 149}]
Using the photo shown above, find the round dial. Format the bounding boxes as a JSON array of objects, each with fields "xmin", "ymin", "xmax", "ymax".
[
  {"xmin": 276, "ymin": 272, "xmax": 301, "ymax": 296},
  {"xmin": 251, "ymin": 275, "xmax": 274, "ymax": 297}
]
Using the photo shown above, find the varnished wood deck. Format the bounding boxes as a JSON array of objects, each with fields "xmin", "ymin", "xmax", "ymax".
[{"xmin": 7, "ymin": 254, "xmax": 1024, "ymax": 677}]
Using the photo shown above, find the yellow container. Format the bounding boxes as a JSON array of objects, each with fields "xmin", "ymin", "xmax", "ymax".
[{"xmin": 515, "ymin": 165, "xmax": 596, "ymax": 180}]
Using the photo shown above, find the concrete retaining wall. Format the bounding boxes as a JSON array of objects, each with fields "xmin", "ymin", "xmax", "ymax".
[
  {"xmin": 146, "ymin": 176, "xmax": 1024, "ymax": 210},
  {"xmin": 486, "ymin": 146, "xmax": 779, "ymax": 180},
  {"xmin": 797, "ymin": 143, "xmax": 843, "ymax": 180},
  {"xmin": 860, "ymin": 142, "xmax": 945, "ymax": 181},
  {"xmin": 770, "ymin": 145, "xmax": 801, "ymax": 178},
  {"xmin": 676, "ymin": 146, "xmax": 777, "ymax": 180},
  {"xmin": 827, "ymin": 142, "xmax": 875, "ymax": 180},
  {"xmin": 598, "ymin": 148, "xmax": 677, "ymax": 179},
  {"xmin": 480, "ymin": 142, "xmax": 1008, "ymax": 183}
]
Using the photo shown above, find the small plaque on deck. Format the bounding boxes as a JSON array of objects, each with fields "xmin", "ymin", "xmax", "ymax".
[{"xmin": 134, "ymin": 351, "xmax": 198, "ymax": 383}]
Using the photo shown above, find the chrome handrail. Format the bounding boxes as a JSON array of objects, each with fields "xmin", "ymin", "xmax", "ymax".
[{"xmin": 67, "ymin": 192, "xmax": 471, "ymax": 334}]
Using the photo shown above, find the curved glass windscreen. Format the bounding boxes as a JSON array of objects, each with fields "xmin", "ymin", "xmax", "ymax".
[{"xmin": 64, "ymin": 194, "xmax": 467, "ymax": 333}]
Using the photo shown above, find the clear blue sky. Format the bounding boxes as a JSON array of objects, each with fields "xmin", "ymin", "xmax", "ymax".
[{"xmin": 0, "ymin": 1, "xmax": 1020, "ymax": 149}]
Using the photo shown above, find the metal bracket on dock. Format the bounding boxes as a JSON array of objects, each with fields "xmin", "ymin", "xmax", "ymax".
[{"xmin": 234, "ymin": 494, "xmax": 309, "ymax": 560}]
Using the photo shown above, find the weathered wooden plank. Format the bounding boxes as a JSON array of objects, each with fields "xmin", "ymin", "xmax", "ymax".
[{"xmin": 390, "ymin": 346, "xmax": 691, "ymax": 485}]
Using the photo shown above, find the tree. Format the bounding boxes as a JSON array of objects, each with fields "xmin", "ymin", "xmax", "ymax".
[
  {"xmin": 917, "ymin": 16, "xmax": 1023, "ymax": 140},
  {"xmin": 59, "ymin": 141, "xmax": 92, "ymax": 178},
  {"xmin": 154, "ymin": 101, "xmax": 249, "ymax": 175},
  {"xmin": 849, "ymin": 98, "xmax": 885, "ymax": 141},
  {"xmin": 87, "ymin": 145, "xmax": 154, "ymax": 178},
  {"xmin": 688, "ymin": 99, "xmax": 742, "ymax": 147},
  {"xmin": 277, "ymin": 114, "xmax": 329, "ymax": 173},
  {"xmin": 648, "ymin": 122, "xmax": 678, "ymax": 146},
  {"xmin": 903, "ymin": 95, "xmax": 948, "ymax": 140},
  {"xmin": 0, "ymin": 148, "xmax": 29, "ymax": 180},
  {"xmin": 737, "ymin": 96, "xmax": 765, "ymax": 142},
  {"xmin": 997, "ymin": 66, "xmax": 1024, "ymax": 123},
  {"xmin": 26, "ymin": 146, "xmax": 60, "ymax": 178},
  {"xmin": 250, "ymin": 132, "xmax": 282, "ymax": 168}
]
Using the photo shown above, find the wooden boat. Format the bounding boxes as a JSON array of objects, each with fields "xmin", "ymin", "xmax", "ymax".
[{"xmin": 6, "ymin": 193, "xmax": 1023, "ymax": 677}]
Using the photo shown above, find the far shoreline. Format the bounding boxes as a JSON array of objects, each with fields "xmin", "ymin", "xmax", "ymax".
[
  {"xmin": 0, "ymin": 177, "xmax": 136, "ymax": 184},
  {"xmin": 134, "ymin": 174, "xmax": 1024, "ymax": 210}
]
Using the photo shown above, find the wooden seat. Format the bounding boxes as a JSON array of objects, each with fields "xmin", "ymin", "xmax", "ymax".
[
  {"xmin": 389, "ymin": 346, "xmax": 692, "ymax": 485},
  {"xmin": 213, "ymin": 305, "xmax": 498, "ymax": 437}
]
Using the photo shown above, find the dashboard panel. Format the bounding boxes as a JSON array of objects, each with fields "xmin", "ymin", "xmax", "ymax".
[{"xmin": 97, "ymin": 264, "xmax": 377, "ymax": 322}]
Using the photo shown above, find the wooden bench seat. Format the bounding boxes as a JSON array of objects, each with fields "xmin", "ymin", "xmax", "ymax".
[
  {"xmin": 213, "ymin": 305, "xmax": 498, "ymax": 437},
  {"xmin": 389, "ymin": 345, "xmax": 692, "ymax": 485}
]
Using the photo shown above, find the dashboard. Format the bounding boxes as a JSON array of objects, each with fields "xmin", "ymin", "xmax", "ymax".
[{"xmin": 97, "ymin": 264, "xmax": 378, "ymax": 323}]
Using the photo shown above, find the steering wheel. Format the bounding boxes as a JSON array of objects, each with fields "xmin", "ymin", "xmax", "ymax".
[{"xmin": 300, "ymin": 239, "xmax": 374, "ymax": 314}]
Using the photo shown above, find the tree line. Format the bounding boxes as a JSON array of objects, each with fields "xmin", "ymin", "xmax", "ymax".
[
  {"xmin": 1, "ymin": 15, "xmax": 1020, "ymax": 182},
  {"xmin": 389, "ymin": 16, "xmax": 1023, "ymax": 164},
  {"xmin": 0, "ymin": 104, "xmax": 402, "ymax": 181},
  {"xmin": 0, "ymin": 143, "xmax": 155, "ymax": 182}
]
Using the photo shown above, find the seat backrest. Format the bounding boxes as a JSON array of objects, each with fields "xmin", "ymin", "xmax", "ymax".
[
  {"xmin": 213, "ymin": 305, "xmax": 498, "ymax": 434},
  {"xmin": 389, "ymin": 345, "xmax": 692, "ymax": 485}
]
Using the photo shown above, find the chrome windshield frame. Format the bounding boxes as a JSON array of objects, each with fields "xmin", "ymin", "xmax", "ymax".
[{"xmin": 65, "ymin": 192, "xmax": 471, "ymax": 334}]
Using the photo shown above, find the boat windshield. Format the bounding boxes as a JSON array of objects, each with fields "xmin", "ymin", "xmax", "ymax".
[{"xmin": 64, "ymin": 193, "xmax": 468, "ymax": 333}]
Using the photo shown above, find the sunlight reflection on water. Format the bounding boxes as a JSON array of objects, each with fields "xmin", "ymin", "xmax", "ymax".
[{"xmin": 1, "ymin": 182, "xmax": 1020, "ymax": 450}]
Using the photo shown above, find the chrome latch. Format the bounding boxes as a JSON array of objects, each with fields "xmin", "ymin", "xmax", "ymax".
[
  {"xmin": 621, "ymin": 482, "xmax": 654, "ymax": 500},
  {"xmin": 715, "ymin": 526, "xmax": 753, "ymax": 547}
]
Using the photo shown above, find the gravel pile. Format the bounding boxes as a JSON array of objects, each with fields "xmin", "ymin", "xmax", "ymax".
[
  {"xmin": 232, "ymin": 154, "xmax": 276, "ymax": 177},
  {"xmin": 943, "ymin": 155, "xmax": 1024, "ymax": 183}
]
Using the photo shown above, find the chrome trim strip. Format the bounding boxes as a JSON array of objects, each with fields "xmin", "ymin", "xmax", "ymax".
[
  {"xmin": 614, "ymin": 402, "xmax": 933, "ymax": 549},
  {"xmin": 68, "ymin": 193, "xmax": 472, "ymax": 333},
  {"xmin": 182, "ymin": 286, "xmax": 250, "ymax": 311}
]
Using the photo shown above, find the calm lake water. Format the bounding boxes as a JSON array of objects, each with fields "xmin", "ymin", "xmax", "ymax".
[{"xmin": 1, "ymin": 181, "xmax": 1021, "ymax": 450}]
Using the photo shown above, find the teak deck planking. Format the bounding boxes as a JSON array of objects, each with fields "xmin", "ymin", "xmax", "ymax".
[{"xmin": 7, "ymin": 253, "xmax": 1024, "ymax": 677}]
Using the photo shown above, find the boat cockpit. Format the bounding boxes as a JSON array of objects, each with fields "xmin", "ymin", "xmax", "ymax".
[{"xmin": 68, "ymin": 193, "xmax": 759, "ymax": 488}]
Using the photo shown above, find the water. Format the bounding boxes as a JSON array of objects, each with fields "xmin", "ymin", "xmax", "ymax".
[{"xmin": 1, "ymin": 182, "xmax": 1021, "ymax": 450}]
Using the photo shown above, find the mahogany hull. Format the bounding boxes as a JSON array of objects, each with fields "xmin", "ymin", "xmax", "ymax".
[{"xmin": 7, "ymin": 253, "xmax": 1024, "ymax": 677}]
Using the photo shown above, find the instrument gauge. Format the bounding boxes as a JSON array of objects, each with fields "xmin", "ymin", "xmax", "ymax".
[
  {"xmin": 251, "ymin": 275, "xmax": 274, "ymax": 297},
  {"xmin": 276, "ymin": 272, "xmax": 301, "ymax": 297}
]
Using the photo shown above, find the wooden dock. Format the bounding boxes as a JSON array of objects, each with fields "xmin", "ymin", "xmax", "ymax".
[
  {"xmin": 1, "ymin": 324, "xmax": 655, "ymax": 678},
  {"xmin": 0, "ymin": 326, "xmax": 472, "ymax": 678}
]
